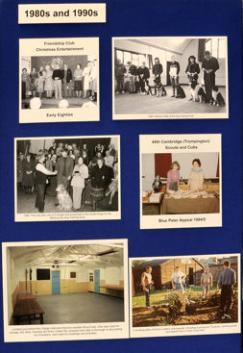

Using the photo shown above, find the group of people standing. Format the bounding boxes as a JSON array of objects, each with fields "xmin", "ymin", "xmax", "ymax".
[
  {"xmin": 17, "ymin": 141, "xmax": 118, "ymax": 213},
  {"xmin": 21, "ymin": 60, "xmax": 97, "ymax": 102},
  {"xmin": 115, "ymin": 50, "xmax": 220, "ymax": 103},
  {"xmin": 141, "ymin": 260, "xmax": 236, "ymax": 320}
]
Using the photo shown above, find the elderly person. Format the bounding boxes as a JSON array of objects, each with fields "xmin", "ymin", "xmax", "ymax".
[{"xmin": 71, "ymin": 157, "xmax": 89, "ymax": 210}]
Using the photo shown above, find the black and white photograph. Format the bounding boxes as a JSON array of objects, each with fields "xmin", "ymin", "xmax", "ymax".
[
  {"xmin": 112, "ymin": 36, "xmax": 228, "ymax": 119},
  {"xmin": 15, "ymin": 136, "xmax": 120, "ymax": 222},
  {"xmin": 19, "ymin": 38, "xmax": 99, "ymax": 123},
  {"xmin": 140, "ymin": 134, "xmax": 222, "ymax": 229},
  {"xmin": 2, "ymin": 239, "xmax": 129, "ymax": 341},
  {"xmin": 130, "ymin": 253, "xmax": 240, "ymax": 338}
]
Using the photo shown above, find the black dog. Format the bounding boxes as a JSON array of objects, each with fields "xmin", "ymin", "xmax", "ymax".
[{"xmin": 176, "ymin": 85, "xmax": 186, "ymax": 98}]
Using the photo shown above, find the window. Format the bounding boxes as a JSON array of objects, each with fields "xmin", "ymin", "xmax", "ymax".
[
  {"xmin": 115, "ymin": 49, "xmax": 146, "ymax": 66},
  {"xmin": 70, "ymin": 272, "xmax": 76, "ymax": 279},
  {"xmin": 36, "ymin": 269, "xmax": 50, "ymax": 280},
  {"xmin": 205, "ymin": 38, "xmax": 225, "ymax": 59},
  {"xmin": 89, "ymin": 272, "xmax": 94, "ymax": 282}
]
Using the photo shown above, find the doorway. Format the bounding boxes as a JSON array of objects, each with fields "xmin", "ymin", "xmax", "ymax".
[
  {"xmin": 188, "ymin": 267, "xmax": 194, "ymax": 285},
  {"xmin": 94, "ymin": 269, "xmax": 100, "ymax": 293},
  {"xmin": 52, "ymin": 271, "xmax": 60, "ymax": 295}
]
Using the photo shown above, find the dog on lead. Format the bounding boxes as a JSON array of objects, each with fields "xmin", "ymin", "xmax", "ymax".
[
  {"xmin": 154, "ymin": 76, "xmax": 167, "ymax": 97},
  {"xmin": 56, "ymin": 184, "xmax": 73, "ymax": 211},
  {"xmin": 190, "ymin": 80, "xmax": 207, "ymax": 103}
]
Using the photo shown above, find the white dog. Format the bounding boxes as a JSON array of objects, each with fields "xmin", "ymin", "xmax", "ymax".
[{"xmin": 56, "ymin": 184, "xmax": 72, "ymax": 211}]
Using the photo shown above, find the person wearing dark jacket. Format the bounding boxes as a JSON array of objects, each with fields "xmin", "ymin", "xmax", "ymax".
[
  {"xmin": 52, "ymin": 64, "xmax": 64, "ymax": 99},
  {"xmin": 138, "ymin": 62, "xmax": 150, "ymax": 94},
  {"xmin": 35, "ymin": 154, "xmax": 57, "ymax": 212},
  {"xmin": 169, "ymin": 55, "xmax": 180, "ymax": 97},
  {"xmin": 202, "ymin": 51, "xmax": 219, "ymax": 102},
  {"xmin": 152, "ymin": 57, "xmax": 163, "ymax": 97},
  {"xmin": 218, "ymin": 261, "xmax": 236, "ymax": 320},
  {"xmin": 115, "ymin": 59, "xmax": 126, "ymax": 94},
  {"xmin": 62, "ymin": 64, "xmax": 73, "ymax": 98},
  {"xmin": 185, "ymin": 55, "xmax": 200, "ymax": 84},
  {"xmin": 90, "ymin": 158, "xmax": 114, "ymax": 190}
]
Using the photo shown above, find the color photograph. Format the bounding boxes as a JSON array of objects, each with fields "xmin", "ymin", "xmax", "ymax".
[
  {"xmin": 130, "ymin": 254, "xmax": 240, "ymax": 338},
  {"xmin": 140, "ymin": 134, "xmax": 222, "ymax": 229},
  {"xmin": 3, "ymin": 239, "xmax": 129, "ymax": 341}
]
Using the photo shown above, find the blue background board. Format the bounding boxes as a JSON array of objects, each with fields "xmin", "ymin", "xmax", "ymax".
[{"xmin": 0, "ymin": 0, "xmax": 242, "ymax": 352}]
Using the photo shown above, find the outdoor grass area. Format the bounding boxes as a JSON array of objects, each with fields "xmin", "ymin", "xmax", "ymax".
[
  {"xmin": 132, "ymin": 286, "xmax": 238, "ymax": 327},
  {"xmin": 132, "ymin": 286, "xmax": 216, "ymax": 308}
]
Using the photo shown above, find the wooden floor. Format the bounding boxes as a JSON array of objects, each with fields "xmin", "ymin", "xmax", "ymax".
[{"xmin": 114, "ymin": 86, "xmax": 226, "ymax": 115}]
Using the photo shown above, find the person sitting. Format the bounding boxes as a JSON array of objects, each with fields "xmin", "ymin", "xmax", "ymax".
[{"xmin": 152, "ymin": 175, "xmax": 163, "ymax": 193}]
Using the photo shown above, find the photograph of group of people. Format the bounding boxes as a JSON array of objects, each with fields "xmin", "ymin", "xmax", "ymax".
[
  {"xmin": 15, "ymin": 136, "xmax": 120, "ymax": 221},
  {"xmin": 130, "ymin": 254, "xmax": 240, "ymax": 335},
  {"xmin": 142, "ymin": 152, "xmax": 220, "ymax": 216},
  {"xmin": 113, "ymin": 36, "xmax": 228, "ymax": 118},
  {"xmin": 21, "ymin": 55, "xmax": 98, "ymax": 109}
]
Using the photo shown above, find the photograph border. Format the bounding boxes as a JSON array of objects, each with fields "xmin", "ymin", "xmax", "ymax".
[{"xmin": 112, "ymin": 36, "xmax": 229, "ymax": 120}]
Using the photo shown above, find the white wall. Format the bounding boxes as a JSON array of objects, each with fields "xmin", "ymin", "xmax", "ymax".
[
  {"xmin": 141, "ymin": 152, "xmax": 219, "ymax": 192},
  {"xmin": 142, "ymin": 154, "xmax": 156, "ymax": 192},
  {"xmin": 172, "ymin": 153, "xmax": 219, "ymax": 179},
  {"xmin": 114, "ymin": 39, "xmax": 226, "ymax": 87}
]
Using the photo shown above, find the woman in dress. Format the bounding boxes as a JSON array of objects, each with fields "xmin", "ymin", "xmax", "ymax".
[
  {"xmin": 71, "ymin": 157, "xmax": 89, "ymax": 210},
  {"xmin": 44, "ymin": 64, "xmax": 54, "ymax": 98},
  {"xmin": 167, "ymin": 161, "xmax": 180, "ymax": 192},
  {"xmin": 188, "ymin": 158, "xmax": 204, "ymax": 192},
  {"xmin": 74, "ymin": 64, "xmax": 83, "ymax": 98}
]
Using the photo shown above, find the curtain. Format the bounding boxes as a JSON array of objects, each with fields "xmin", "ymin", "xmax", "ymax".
[
  {"xmin": 216, "ymin": 155, "xmax": 219, "ymax": 178},
  {"xmin": 154, "ymin": 153, "xmax": 172, "ymax": 178}
]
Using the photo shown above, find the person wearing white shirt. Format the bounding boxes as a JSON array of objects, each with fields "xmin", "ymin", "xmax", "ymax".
[
  {"xmin": 71, "ymin": 157, "xmax": 89, "ymax": 210},
  {"xmin": 171, "ymin": 266, "xmax": 186, "ymax": 292}
]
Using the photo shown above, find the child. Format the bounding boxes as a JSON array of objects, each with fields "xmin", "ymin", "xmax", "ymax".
[
  {"xmin": 152, "ymin": 175, "xmax": 162, "ymax": 193},
  {"xmin": 167, "ymin": 161, "xmax": 180, "ymax": 192}
]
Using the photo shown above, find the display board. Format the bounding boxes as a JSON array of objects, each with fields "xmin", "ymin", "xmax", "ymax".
[{"xmin": 0, "ymin": 0, "xmax": 242, "ymax": 352}]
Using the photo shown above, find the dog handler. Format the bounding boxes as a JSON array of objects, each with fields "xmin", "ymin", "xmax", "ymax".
[{"xmin": 35, "ymin": 154, "xmax": 57, "ymax": 212}]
